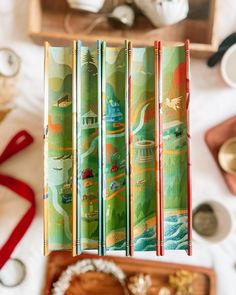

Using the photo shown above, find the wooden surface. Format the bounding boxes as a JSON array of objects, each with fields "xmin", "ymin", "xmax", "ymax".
[
  {"xmin": 28, "ymin": 0, "xmax": 218, "ymax": 58},
  {"xmin": 205, "ymin": 116, "xmax": 236, "ymax": 195},
  {"xmin": 43, "ymin": 252, "xmax": 216, "ymax": 295}
]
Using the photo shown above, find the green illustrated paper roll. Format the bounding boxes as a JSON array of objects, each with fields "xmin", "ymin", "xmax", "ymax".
[{"xmin": 44, "ymin": 44, "xmax": 73, "ymax": 252}]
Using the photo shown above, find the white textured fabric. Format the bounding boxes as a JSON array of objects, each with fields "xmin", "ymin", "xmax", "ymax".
[{"xmin": 0, "ymin": 1, "xmax": 236, "ymax": 294}]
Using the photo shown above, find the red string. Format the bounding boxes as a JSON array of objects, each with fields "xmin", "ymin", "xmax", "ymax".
[
  {"xmin": 0, "ymin": 130, "xmax": 33, "ymax": 165},
  {"xmin": 0, "ymin": 130, "xmax": 35, "ymax": 269}
]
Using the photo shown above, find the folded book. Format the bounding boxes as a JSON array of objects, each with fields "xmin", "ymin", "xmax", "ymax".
[{"xmin": 44, "ymin": 41, "xmax": 191, "ymax": 256}]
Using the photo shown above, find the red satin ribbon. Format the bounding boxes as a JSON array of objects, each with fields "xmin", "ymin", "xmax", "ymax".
[{"xmin": 0, "ymin": 130, "xmax": 35, "ymax": 269}]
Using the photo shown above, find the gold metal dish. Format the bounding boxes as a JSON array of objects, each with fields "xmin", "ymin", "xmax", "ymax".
[{"xmin": 218, "ymin": 137, "xmax": 236, "ymax": 174}]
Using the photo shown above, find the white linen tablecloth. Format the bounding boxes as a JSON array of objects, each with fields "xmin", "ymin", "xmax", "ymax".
[{"xmin": 0, "ymin": 1, "xmax": 236, "ymax": 294}]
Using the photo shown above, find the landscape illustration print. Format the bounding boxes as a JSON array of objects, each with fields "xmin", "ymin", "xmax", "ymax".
[
  {"xmin": 44, "ymin": 45, "xmax": 73, "ymax": 252},
  {"xmin": 162, "ymin": 45, "xmax": 190, "ymax": 251},
  {"xmin": 130, "ymin": 46, "xmax": 157, "ymax": 251},
  {"xmin": 44, "ymin": 41, "xmax": 191, "ymax": 255},
  {"xmin": 76, "ymin": 44, "xmax": 100, "ymax": 251},
  {"xmin": 103, "ymin": 45, "xmax": 127, "ymax": 251}
]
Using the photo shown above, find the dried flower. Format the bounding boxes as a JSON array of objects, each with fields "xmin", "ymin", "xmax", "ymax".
[
  {"xmin": 128, "ymin": 273, "xmax": 152, "ymax": 295},
  {"xmin": 169, "ymin": 270, "xmax": 197, "ymax": 295}
]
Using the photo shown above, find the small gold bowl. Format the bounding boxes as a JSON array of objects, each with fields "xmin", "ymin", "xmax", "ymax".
[{"xmin": 218, "ymin": 137, "xmax": 236, "ymax": 174}]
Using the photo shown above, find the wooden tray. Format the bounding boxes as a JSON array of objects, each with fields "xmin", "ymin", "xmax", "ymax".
[
  {"xmin": 205, "ymin": 116, "xmax": 236, "ymax": 195},
  {"xmin": 43, "ymin": 252, "xmax": 216, "ymax": 295},
  {"xmin": 28, "ymin": 0, "xmax": 218, "ymax": 58}
]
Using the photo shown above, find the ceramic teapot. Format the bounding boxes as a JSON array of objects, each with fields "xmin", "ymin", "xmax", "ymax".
[{"xmin": 134, "ymin": 0, "xmax": 189, "ymax": 27}]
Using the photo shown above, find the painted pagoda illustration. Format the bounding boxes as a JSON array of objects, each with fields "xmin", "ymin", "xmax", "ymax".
[
  {"xmin": 107, "ymin": 99, "xmax": 123, "ymax": 123},
  {"xmin": 106, "ymin": 83, "xmax": 123, "ymax": 123},
  {"xmin": 81, "ymin": 109, "xmax": 98, "ymax": 129}
]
